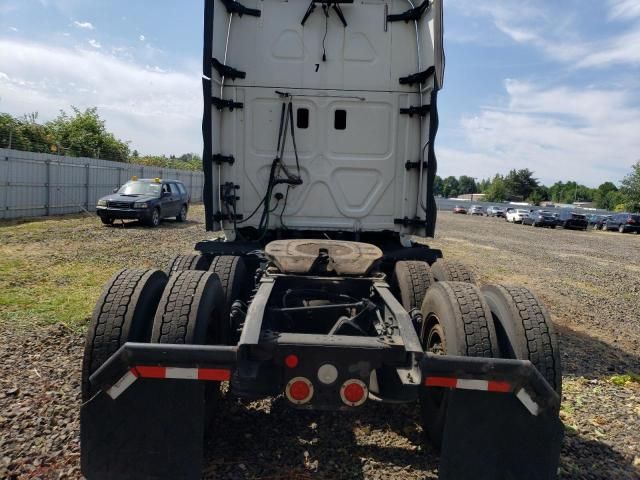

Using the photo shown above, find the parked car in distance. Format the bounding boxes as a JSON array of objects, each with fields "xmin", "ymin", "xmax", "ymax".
[
  {"xmin": 96, "ymin": 177, "xmax": 190, "ymax": 227},
  {"xmin": 453, "ymin": 205, "xmax": 467, "ymax": 214},
  {"xmin": 603, "ymin": 213, "xmax": 640, "ymax": 233},
  {"xmin": 469, "ymin": 205, "xmax": 485, "ymax": 216},
  {"xmin": 588, "ymin": 214, "xmax": 611, "ymax": 230},
  {"xmin": 522, "ymin": 210, "xmax": 557, "ymax": 228},
  {"xmin": 506, "ymin": 209, "xmax": 530, "ymax": 224},
  {"xmin": 486, "ymin": 206, "xmax": 505, "ymax": 217},
  {"xmin": 556, "ymin": 210, "xmax": 588, "ymax": 231}
]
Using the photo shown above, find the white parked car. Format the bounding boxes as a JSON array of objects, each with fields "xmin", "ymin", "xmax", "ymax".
[
  {"xmin": 506, "ymin": 209, "xmax": 530, "ymax": 223},
  {"xmin": 469, "ymin": 205, "xmax": 485, "ymax": 216}
]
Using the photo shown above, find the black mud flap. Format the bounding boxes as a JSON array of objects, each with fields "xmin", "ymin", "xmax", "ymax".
[
  {"xmin": 81, "ymin": 379, "xmax": 205, "ymax": 480},
  {"xmin": 438, "ymin": 389, "xmax": 563, "ymax": 480}
]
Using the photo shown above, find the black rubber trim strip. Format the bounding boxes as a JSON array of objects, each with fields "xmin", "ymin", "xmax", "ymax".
[
  {"xmin": 400, "ymin": 105, "xmax": 431, "ymax": 117},
  {"xmin": 202, "ymin": 0, "xmax": 215, "ymax": 231},
  {"xmin": 387, "ymin": 0, "xmax": 430, "ymax": 23},
  {"xmin": 220, "ymin": 0, "xmax": 261, "ymax": 17},
  {"xmin": 213, "ymin": 154, "xmax": 235, "ymax": 165},
  {"xmin": 212, "ymin": 58, "xmax": 246, "ymax": 80},
  {"xmin": 399, "ymin": 66, "xmax": 435, "ymax": 86},
  {"xmin": 212, "ymin": 97, "xmax": 244, "ymax": 111}
]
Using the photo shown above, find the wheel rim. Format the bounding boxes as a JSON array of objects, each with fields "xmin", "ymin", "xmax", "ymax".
[
  {"xmin": 153, "ymin": 211, "xmax": 159, "ymax": 226},
  {"xmin": 181, "ymin": 207, "xmax": 186, "ymax": 219}
]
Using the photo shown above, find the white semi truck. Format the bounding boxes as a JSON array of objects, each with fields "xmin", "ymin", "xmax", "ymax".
[{"xmin": 80, "ymin": 2, "xmax": 563, "ymax": 478}]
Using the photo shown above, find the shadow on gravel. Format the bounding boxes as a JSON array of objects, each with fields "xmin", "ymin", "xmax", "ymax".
[
  {"xmin": 204, "ymin": 397, "xmax": 439, "ymax": 479},
  {"xmin": 557, "ymin": 325, "xmax": 640, "ymax": 379},
  {"xmin": 103, "ymin": 218, "xmax": 202, "ymax": 230},
  {"xmin": 560, "ymin": 434, "xmax": 640, "ymax": 480}
]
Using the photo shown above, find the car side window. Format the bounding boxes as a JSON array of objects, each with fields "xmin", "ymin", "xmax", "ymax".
[
  {"xmin": 176, "ymin": 183, "xmax": 186, "ymax": 196},
  {"xmin": 162, "ymin": 184, "xmax": 172, "ymax": 195}
]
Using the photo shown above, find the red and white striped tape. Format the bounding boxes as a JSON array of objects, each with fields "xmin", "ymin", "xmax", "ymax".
[
  {"xmin": 107, "ymin": 366, "xmax": 231, "ymax": 399},
  {"xmin": 424, "ymin": 376, "xmax": 540, "ymax": 416}
]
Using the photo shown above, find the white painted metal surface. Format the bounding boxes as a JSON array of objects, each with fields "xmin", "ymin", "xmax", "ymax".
[{"xmin": 208, "ymin": 0, "xmax": 444, "ymax": 240}]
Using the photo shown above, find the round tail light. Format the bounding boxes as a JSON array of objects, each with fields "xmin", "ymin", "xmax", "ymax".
[
  {"xmin": 285, "ymin": 377, "xmax": 314, "ymax": 404},
  {"xmin": 340, "ymin": 379, "xmax": 368, "ymax": 407}
]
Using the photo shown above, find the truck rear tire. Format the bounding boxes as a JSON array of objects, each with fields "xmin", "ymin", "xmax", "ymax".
[
  {"xmin": 166, "ymin": 254, "xmax": 211, "ymax": 275},
  {"xmin": 390, "ymin": 260, "xmax": 434, "ymax": 312},
  {"xmin": 430, "ymin": 258, "xmax": 476, "ymax": 284},
  {"xmin": 150, "ymin": 271, "xmax": 227, "ymax": 428},
  {"xmin": 208, "ymin": 255, "xmax": 251, "ymax": 343},
  {"xmin": 481, "ymin": 285, "xmax": 562, "ymax": 397},
  {"xmin": 419, "ymin": 282, "xmax": 498, "ymax": 449},
  {"xmin": 81, "ymin": 269, "xmax": 168, "ymax": 401}
]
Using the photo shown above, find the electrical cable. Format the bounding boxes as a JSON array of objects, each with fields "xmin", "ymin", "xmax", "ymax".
[{"xmin": 322, "ymin": 4, "xmax": 329, "ymax": 62}]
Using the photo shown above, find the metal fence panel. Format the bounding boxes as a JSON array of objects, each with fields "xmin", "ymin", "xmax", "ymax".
[{"xmin": 0, "ymin": 149, "xmax": 205, "ymax": 220}]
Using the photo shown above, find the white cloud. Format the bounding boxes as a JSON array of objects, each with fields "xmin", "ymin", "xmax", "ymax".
[
  {"xmin": 139, "ymin": 35, "xmax": 145, "ymax": 42},
  {"xmin": 88, "ymin": 39, "xmax": 102, "ymax": 49},
  {"xmin": 73, "ymin": 20, "xmax": 94, "ymax": 30},
  {"xmin": 438, "ymin": 80, "xmax": 640, "ymax": 186},
  {"xmin": 0, "ymin": 39, "xmax": 201, "ymax": 156},
  {"xmin": 9, "ymin": 26, "xmax": 19, "ymax": 32},
  {"xmin": 608, "ymin": 0, "xmax": 640, "ymax": 20}
]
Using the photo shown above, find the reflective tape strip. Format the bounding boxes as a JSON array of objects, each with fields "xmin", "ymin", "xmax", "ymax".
[
  {"xmin": 166, "ymin": 367, "xmax": 199, "ymax": 380},
  {"xmin": 104, "ymin": 366, "xmax": 231, "ymax": 399},
  {"xmin": 424, "ymin": 376, "xmax": 542, "ymax": 416},
  {"xmin": 106, "ymin": 369, "xmax": 139, "ymax": 400},
  {"xmin": 425, "ymin": 376, "xmax": 512, "ymax": 393},
  {"xmin": 516, "ymin": 388, "xmax": 540, "ymax": 416}
]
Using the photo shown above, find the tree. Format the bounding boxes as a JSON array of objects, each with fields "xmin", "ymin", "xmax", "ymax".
[
  {"xmin": 433, "ymin": 175, "xmax": 444, "ymax": 196},
  {"xmin": 593, "ymin": 182, "xmax": 619, "ymax": 210},
  {"xmin": 48, "ymin": 107, "xmax": 130, "ymax": 161},
  {"xmin": 484, "ymin": 175, "xmax": 508, "ymax": 202},
  {"xmin": 442, "ymin": 176, "xmax": 459, "ymax": 198},
  {"xmin": 620, "ymin": 161, "xmax": 640, "ymax": 212},
  {"xmin": 458, "ymin": 176, "xmax": 477, "ymax": 195},
  {"xmin": 528, "ymin": 186, "xmax": 549, "ymax": 206},
  {"xmin": 504, "ymin": 169, "xmax": 539, "ymax": 200}
]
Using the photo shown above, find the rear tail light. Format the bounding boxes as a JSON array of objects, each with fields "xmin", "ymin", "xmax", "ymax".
[
  {"xmin": 340, "ymin": 379, "xmax": 368, "ymax": 407},
  {"xmin": 286, "ymin": 377, "xmax": 314, "ymax": 404}
]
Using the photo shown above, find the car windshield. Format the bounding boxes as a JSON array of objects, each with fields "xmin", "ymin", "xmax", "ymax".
[
  {"xmin": 118, "ymin": 181, "xmax": 161, "ymax": 196},
  {"xmin": 517, "ymin": 209, "xmax": 529, "ymax": 214}
]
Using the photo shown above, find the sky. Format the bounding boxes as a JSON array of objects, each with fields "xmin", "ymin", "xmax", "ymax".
[{"xmin": 1, "ymin": 0, "xmax": 639, "ymax": 187}]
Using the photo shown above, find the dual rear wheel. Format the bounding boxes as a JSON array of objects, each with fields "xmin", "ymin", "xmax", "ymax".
[
  {"xmin": 82, "ymin": 255, "xmax": 252, "ymax": 405},
  {"xmin": 390, "ymin": 258, "xmax": 562, "ymax": 449}
]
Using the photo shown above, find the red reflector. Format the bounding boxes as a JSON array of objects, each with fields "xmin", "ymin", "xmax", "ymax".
[
  {"xmin": 289, "ymin": 380, "xmax": 311, "ymax": 401},
  {"xmin": 425, "ymin": 376, "xmax": 457, "ymax": 388},
  {"xmin": 343, "ymin": 383, "xmax": 365, "ymax": 404},
  {"xmin": 198, "ymin": 368, "xmax": 231, "ymax": 381},
  {"xmin": 284, "ymin": 354, "xmax": 299, "ymax": 369},
  {"xmin": 488, "ymin": 380, "xmax": 512, "ymax": 393},
  {"xmin": 135, "ymin": 366, "xmax": 166, "ymax": 378}
]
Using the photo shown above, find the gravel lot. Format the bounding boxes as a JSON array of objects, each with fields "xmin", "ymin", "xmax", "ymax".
[{"xmin": 1, "ymin": 206, "xmax": 638, "ymax": 479}]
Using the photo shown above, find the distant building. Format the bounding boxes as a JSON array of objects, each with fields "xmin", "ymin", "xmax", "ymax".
[{"xmin": 453, "ymin": 193, "xmax": 487, "ymax": 201}]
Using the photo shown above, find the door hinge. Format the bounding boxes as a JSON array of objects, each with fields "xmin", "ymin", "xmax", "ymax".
[
  {"xmin": 213, "ymin": 154, "xmax": 235, "ymax": 165},
  {"xmin": 400, "ymin": 105, "xmax": 431, "ymax": 117},
  {"xmin": 212, "ymin": 58, "xmax": 246, "ymax": 80},
  {"xmin": 405, "ymin": 161, "xmax": 428, "ymax": 171},
  {"xmin": 212, "ymin": 97, "xmax": 244, "ymax": 111},
  {"xmin": 399, "ymin": 66, "xmax": 435, "ymax": 86}
]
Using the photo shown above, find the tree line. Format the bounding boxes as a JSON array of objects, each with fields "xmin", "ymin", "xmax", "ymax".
[
  {"xmin": 0, "ymin": 108, "xmax": 202, "ymax": 171},
  {"xmin": 434, "ymin": 167, "xmax": 640, "ymax": 213}
]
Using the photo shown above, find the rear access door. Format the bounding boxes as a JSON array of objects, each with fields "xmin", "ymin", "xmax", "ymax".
[{"xmin": 204, "ymin": 0, "xmax": 443, "ymax": 241}]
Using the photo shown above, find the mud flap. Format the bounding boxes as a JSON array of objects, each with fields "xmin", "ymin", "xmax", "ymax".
[
  {"xmin": 438, "ymin": 389, "xmax": 563, "ymax": 480},
  {"xmin": 80, "ymin": 379, "xmax": 205, "ymax": 480}
]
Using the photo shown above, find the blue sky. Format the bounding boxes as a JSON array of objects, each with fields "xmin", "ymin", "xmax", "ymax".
[{"xmin": 1, "ymin": 0, "xmax": 639, "ymax": 186}]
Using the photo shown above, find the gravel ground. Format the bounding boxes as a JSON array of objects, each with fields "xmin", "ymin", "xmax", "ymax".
[{"xmin": 0, "ymin": 207, "xmax": 638, "ymax": 479}]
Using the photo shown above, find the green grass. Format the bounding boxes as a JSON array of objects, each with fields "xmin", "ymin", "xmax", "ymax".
[
  {"xmin": 0, "ymin": 252, "xmax": 115, "ymax": 330},
  {"xmin": 608, "ymin": 373, "xmax": 640, "ymax": 386}
]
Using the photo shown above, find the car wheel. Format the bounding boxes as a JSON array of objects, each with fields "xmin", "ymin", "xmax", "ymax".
[
  {"xmin": 176, "ymin": 205, "xmax": 188, "ymax": 222},
  {"xmin": 619, "ymin": 225, "xmax": 626, "ymax": 233},
  {"xmin": 147, "ymin": 208, "xmax": 160, "ymax": 227},
  {"xmin": 100, "ymin": 217, "xmax": 114, "ymax": 225}
]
